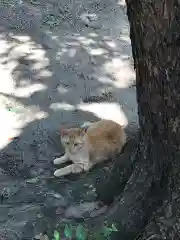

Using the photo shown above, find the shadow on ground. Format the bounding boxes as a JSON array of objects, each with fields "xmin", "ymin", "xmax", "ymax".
[{"xmin": 0, "ymin": 0, "xmax": 138, "ymax": 239}]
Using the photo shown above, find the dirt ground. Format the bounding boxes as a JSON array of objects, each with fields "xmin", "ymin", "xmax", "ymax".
[{"xmin": 0, "ymin": 0, "xmax": 139, "ymax": 239}]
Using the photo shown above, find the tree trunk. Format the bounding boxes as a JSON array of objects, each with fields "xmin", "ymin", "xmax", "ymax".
[{"xmin": 96, "ymin": 1, "xmax": 180, "ymax": 239}]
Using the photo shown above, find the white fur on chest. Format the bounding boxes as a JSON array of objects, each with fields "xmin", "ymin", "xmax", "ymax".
[{"xmin": 67, "ymin": 145, "xmax": 89, "ymax": 165}]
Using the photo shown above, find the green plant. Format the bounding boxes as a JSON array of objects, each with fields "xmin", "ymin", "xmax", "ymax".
[
  {"xmin": 52, "ymin": 222, "xmax": 118, "ymax": 240},
  {"xmin": 53, "ymin": 230, "xmax": 60, "ymax": 240},
  {"xmin": 90, "ymin": 222, "xmax": 118, "ymax": 240},
  {"xmin": 75, "ymin": 224, "xmax": 87, "ymax": 240},
  {"xmin": 64, "ymin": 224, "xmax": 73, "ymax": 239}
]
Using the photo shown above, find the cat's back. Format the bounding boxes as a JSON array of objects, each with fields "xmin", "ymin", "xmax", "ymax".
[
  {"xmin": 86, "ymin": 120, "xmax": 126, "ymax": 159},
  {"xmin": 87, "ymin": 120, "xmax": 126, "ymax": 142}
]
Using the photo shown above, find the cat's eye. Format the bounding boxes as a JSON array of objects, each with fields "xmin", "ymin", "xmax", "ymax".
[
  {"xmin": 65, "ymin": 142, "xmax": 69, "ymax": 145},
  {"xmin": 74, "ymin": 143, "xmax": 78, "ymax": 147}
]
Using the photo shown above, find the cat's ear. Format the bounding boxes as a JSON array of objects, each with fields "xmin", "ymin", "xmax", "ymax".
[
  {"xmin": 60, "ymin": 129, "xmax": 69, "ymax": 136},
  {"xmin": 80, "ymin": 126, "xmax": 88, "ymax": 136}
]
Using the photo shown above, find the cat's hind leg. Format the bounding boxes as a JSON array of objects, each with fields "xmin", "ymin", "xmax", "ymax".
[{"xmin": 53, "ymin": 153, "xmax": 69, "ymax": 165}]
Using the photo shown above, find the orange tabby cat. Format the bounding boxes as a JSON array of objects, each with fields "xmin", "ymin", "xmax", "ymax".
[{"xmin": 53, "ymin": 120, "xmax": 126, "ymax": 177}]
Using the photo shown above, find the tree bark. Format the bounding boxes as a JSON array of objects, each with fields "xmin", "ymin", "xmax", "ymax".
[{"xmin": 96, "ymin": 0, "xmax": 180, "ymax": 239}]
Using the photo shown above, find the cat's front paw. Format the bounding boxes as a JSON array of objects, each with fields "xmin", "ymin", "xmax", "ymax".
[
  {"xmin": 54, "ymin": 165, "xmax": 73, "ymax": 177},
  {"xmin": 54, "ymin": 169, "xmax": 63, "ymax": 177},
  {"xmin": 53, "ymin": 158, "xmax": 61, "ymax": 165},
  {"xmin": 53, "ymin": 155, "xmax": 68, "ymax": 165}
]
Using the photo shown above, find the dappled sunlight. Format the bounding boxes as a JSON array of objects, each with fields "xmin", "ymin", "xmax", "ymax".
[
  {"xmin": 0, "ymin": 32, "xmax": 52, "ymax": 89},
  {"xmin": 120, "ymin": 34, "xmax": 131, "ymax": 43},
  {"xmin": 104, "ymin": 39, "xmax": 117, "ymax": 49},
  {"xmin": 0, "ymin": 107, "xmax": 22, "ymax": 149},
  {"xmin": 88, "ymin": 47, "xmax": 108, "ymax": 56},
  {"xmin": 0, "ymin": 113, "xmax": 48, "ymax": 151},
  {"xmin": 0, "ymin": 105, "xmax": 47, "ymax": 150},
  {"xmin": 0, "ymin": 64, "xmax": 15, "ymax": 94},
  {"xmin": 0, "ymin": 17, "xmax": 136, "ymax": 150},
  {"xmin": 57, "ymin": 85, "xmax": 69, "ymax": 94},
  {"xmin": 50, "ymin": 102, "xmax": 75, "ymax": 111},
  {"xmin": 0, "ymin": 92, "xmax": 48, "ymax": 150},
  {"xmin": 102, "ymin": 57, "xmax": 135, "ymax": 88},
  {"xmin": 76, "ymin": 36, "xmax": 97, "ymax": 46},
  {"xmin": 77, "ymin": 102, "xmax": 128, "ymax": 127},
  {"xmin": 51, "ymin": 24, "xmax": 135, "ymax": 92},
  {"xmin": 117, "ymin": 0, "xmax": 126, "ymax": 7},
  {"xmin": 0, "ymin": 0, "xmax": 137, "ymax": 156},
  {"xmin": 9, "ymin": 34, "xmax": 32, "ymax": 42},
  {"xmin": 14, "ymin": 83, "xmax": 47, "ymax": 98},
  {"xmin": 0, "ymin": 31, "xmax": 53, "ymax": 150}
]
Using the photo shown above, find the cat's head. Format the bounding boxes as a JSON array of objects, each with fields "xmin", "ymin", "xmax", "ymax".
[{"xmin": 60, "ymin": 127, "xmax": 87, "ymax": 154}]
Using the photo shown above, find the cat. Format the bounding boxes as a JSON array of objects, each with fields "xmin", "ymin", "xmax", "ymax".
[{"xmin": 53, "ymin": 119, "xmax": 127, "ymax": 177}]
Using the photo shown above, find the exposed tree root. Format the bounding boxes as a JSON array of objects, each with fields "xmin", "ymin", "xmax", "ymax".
[
  {"xmin": 96, "ymin": 139, "xmax": 173, "ymax": 240},
  {"xmin": 96, "ymin": 136, "xmax": 138, "ymax": 205}
]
